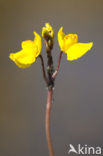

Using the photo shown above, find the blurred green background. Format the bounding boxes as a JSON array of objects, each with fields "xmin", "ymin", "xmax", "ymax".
[{"xmin": 0, "ymin": 0, "xmax": 103, "ymax": 155}]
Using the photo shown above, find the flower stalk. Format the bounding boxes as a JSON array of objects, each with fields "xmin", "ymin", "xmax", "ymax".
[
  {"xmin": 46, "ymin": 88, "xmax": 54, "ymax": 156},
  {"xmin": 42, "ymin": 24, "xmax": 63, "ymax": 156},
  {"xmin": 45, "ymin": 50, "xmax": 62, "ymax": 156},
  {"xmin": 45, "ymin": 41, "xmax": 55, "ymax": 156}
]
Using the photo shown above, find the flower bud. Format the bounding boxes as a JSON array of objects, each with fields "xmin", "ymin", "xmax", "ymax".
[{"xmin": 42, "ymin": 23, "xmax": 54, "ymax": 49}]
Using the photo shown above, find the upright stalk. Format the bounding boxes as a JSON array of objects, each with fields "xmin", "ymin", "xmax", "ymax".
[
  {"xmin": 41, "ymin": 27, "xmax": 63, "ymax": 156},
  {"xmin": 46, "ymin": 88, "xmax": 54, "ymax": 156},
  {"xmin": 39, "ymin": 50, "xmax": 63, "ymax": 156}
]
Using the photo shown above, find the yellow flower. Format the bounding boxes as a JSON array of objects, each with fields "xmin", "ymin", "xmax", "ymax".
[
  {"xmin": 42, "ymin": 23, "xmax": 54, "ymax": 39},
  {"xmin": 58, "ymin": 27, "xmax": 93, "ymax": 61},
  {"xmin": 9, "ymin": 32, "xmax": 41, "ymax": 68}
]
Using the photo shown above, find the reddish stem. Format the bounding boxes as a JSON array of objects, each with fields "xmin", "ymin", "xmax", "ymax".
[
  {"xmin": 52, "ymin": 51, "xmax": 63, "ymax": 79},
  {"xmin": 45, "ymin": 88, "xmax": 54, "ymax": 156}
]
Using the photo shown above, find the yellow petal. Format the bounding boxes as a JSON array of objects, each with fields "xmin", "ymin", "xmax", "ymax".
[
  {"xmin": 64, "ymin": 34, "xmax": 78, "ymax": 52},
  {"xmin": 33, "ymin": 32, "xmax": 42, "ymax": 57},
  {"xmin": 58, "ymin": 27, "xmax": 78, "ymax": 53},
  {"xmin": 66, "ymin": 42, "xmax": 93, "ymax": 61},
  {"xmin": 58, "ymin": 27, "xmax": 65, "ymax": 52},
  {"xmin": 21, "ymin": 40, "xmax": 34, "ymax": 49},
  {"xmin": 9, "ymin": 32, "xmax": 42, "ymax": 68},
  {"xmin": 9, "ymin": 49, "xmax": 36, "ymax": 68}
]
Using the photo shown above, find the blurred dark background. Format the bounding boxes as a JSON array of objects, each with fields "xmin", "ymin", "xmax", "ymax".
[{"xmin": 0, "ymin": 0, "xmax": 103, "ymax": 155}]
